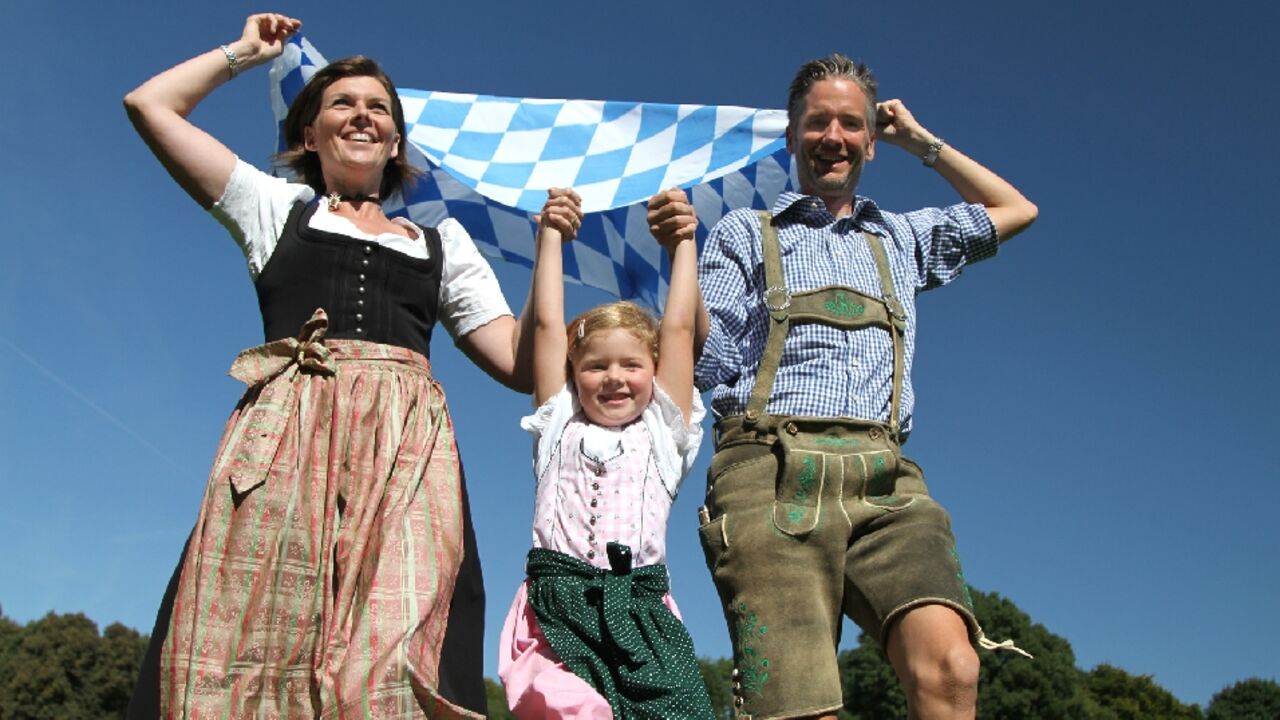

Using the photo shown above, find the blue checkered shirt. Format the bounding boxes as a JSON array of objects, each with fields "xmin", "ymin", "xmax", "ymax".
[{"xmin": 695, "ymin": 192, "xmax": 998, "ymax": 434}]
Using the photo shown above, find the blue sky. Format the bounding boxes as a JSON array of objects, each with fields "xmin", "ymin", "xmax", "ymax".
[{"xmin": 2, "ymin": 0, "xmax": 1277, "ymax": 709}]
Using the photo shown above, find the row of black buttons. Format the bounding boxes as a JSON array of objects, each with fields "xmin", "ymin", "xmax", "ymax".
[{"xmin": 354, "ymin": 244, "xmax": 374, "ymax": 335}]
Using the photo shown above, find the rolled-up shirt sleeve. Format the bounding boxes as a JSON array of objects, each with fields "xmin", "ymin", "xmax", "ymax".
[
  {"xmin": 436, "ymin": 217, "xmax": 514, "ymax": 341},
  {"xmin": 902, "ymin": 202, "xmax": 997, "ymax": 291},
  {"xmin": 694, "ymin": 210, "xmax": 756, "ymax": 393}
]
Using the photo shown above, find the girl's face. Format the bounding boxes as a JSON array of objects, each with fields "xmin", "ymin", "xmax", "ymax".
[{"xmin": 571, "ymin": 328, "xmax": 655, "ymax": 427}]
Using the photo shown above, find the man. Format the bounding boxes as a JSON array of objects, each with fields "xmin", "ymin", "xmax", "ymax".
[{"xmin": 691, "ymin": 54, "xmax": 1037, "ymax": 720}]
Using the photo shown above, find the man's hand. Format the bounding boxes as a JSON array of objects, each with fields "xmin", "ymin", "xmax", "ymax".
[
  {"xmin": 875, "ymin": 99, "xmax": 937, "ymax": 157},
  {"xmin": 876, "ymin": 101, "xmax": 1038, "ymax": 241},
  {"xmin": 647, "ymin": 188, "xmax": 698, "ymax": 252}
]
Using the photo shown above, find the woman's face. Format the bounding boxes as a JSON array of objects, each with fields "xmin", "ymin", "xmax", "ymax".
[{"xmin": 303, "ymin": 75, "xmax": 399, "ymax": 192}]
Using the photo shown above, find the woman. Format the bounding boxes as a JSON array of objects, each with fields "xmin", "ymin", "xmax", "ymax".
[{"xmin": 123, "ymin": 13, "xmax": 581, "ymax": 719}]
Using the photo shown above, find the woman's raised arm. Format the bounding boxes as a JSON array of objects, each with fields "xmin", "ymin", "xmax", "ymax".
[
  {"xmin": 123, "ymin": 13, "xmax": 301, "ymax": 209},
  {"xmin": 455, "ymin": 190, "xmax": 582, "ymax": 396}
]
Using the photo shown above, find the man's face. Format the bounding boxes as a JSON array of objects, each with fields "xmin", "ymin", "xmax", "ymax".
[{"xmin": 786, "ymin": 78, "xmax": 876, "ymax": 212}]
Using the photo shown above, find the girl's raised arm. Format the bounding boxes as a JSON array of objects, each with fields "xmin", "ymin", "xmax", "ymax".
[
  {"xmin": 529, "ymin": 189, "xmax": 583, "ymax": 405},
  {"xmin": 123, "ymin": 13, "xmax": 301, "ymax": 209},
  {"xmin": 647, "ymin": 189, "xmax": 700, "ymax": 423}
]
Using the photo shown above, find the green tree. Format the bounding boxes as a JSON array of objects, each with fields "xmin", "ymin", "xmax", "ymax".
[
  {"xmin": 839, "ymin": 633, "xmax": 905, "ymax": 720},
  {"xmin": 0, "ymin": 603, "xmax": 1230, "ymax": 719},
  {"xmin": 972, "ymin": 590, "xmax": 1113, "ymax": 720},
  {"xmin": 1083, "ymin": 664, "xmax": 1202, "ymax": 719},
  {"xmin": 0, "ymin": 610, "xmax": 149, "ymax": 720},
  {"xmin": 841, "ymin": 589, "xmax": 1122, "ymax": 719},
  {"xmin": 698, "ymin": 656, "xmax": 735, "ymax": 720},
  {"xmin": 1206, "ymin": 678, "xmax": 1280, "ymax": 720},
  {"xmin": 0, "ymin": 612, "xmax": 22, "ymax": 720},
  {"xmin": 3, "ymin": 612, "xmax": 98, "ymax": 719},
  {"xmin": 3, "ymin": 612, "xmax": 105, "ymax": 719},
  {"xmin": 92, "ymin": 623, "xmax": 148, "ymax": 717},
  {"xmin": 483, "ymin": 677, "xmax": 515, "ymax": 720}
]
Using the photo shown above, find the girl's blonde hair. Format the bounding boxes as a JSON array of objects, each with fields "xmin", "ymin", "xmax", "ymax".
[{"xmin": 566, "ymin": 301, "xmax": 659, "ymax": 367}]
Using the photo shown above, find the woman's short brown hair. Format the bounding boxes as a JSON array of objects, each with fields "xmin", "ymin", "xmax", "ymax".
[{"xmin": 274, "ymin": 56, "xmax": 422, "ymax": 198}]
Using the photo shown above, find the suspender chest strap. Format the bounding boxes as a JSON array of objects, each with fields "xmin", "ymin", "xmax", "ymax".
[{"xmin": 743, "ymin": 210, "xmax": 907, "ymax": 440}]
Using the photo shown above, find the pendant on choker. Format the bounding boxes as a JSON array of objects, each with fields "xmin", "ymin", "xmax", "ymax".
[{"xmin": 326, "ymin": 192, "xmax": 383, "ymax": 211}]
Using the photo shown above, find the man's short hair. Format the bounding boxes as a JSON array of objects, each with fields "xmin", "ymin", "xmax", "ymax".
[{"xmin": 787, "ymin": 53, "xmax": 878, "ymax": 130}]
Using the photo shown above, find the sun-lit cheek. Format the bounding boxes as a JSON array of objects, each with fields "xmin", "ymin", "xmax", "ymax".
[{"xmin": 576, "ymin": 369, "xmax": 605, "ymax": 390}]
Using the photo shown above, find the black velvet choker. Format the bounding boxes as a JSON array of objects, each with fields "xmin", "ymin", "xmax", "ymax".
[{"xmin": 326, "ymin": 192, "xmax": 382, "ymax": 210}]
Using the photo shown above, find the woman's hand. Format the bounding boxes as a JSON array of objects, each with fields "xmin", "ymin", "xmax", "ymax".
[
  {"xmin": 237, "ymin": 13, "xmax": 303, "ymax": 65},
  {"xmin": 536, "ymin": 187, "xmax": 584, "ymax": 242},
  {"xmin": 125, "ymin": 13, "xmax": 298, "ymax": 209}
]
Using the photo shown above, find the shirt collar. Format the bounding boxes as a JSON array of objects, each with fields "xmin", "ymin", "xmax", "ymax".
[{"xmin": 771, "ymin": 191, "xmax": 882, "ymax": 229}]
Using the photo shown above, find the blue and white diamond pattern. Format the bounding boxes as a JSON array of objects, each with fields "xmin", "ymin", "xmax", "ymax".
[{"xmin": 270, "ymin": 36, "xmax": 797, "ymax": 310}]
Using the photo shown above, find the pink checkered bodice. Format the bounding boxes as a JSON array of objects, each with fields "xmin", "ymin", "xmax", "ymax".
[{"xmin": 531, "ymin": 414, "xmax": 673, "ymax": 570}]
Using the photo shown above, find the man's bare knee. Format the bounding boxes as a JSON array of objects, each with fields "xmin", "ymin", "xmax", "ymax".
[
  {"xmin": 933, "ymin": 643, "xmax": 980, "ymax": 704},
  {"xmin": 885, "ymin": 604, "xmax": 980, "ymax": 716}
]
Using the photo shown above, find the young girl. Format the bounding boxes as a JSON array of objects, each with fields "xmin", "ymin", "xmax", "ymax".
[{"xmin": 498, "ymin": 189, "xmax": 715, "ymax": 719}]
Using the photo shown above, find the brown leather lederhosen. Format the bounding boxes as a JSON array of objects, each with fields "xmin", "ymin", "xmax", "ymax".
[{"xmin": 697, "ymin": 211, "xmax": 983, "ymax": 720}]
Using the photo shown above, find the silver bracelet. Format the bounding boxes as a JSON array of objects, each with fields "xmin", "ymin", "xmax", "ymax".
[
  {"xmin": 921, "ymin": 136, "xmax": 945, "ymax": 167},
  {"xmin": 219, "ymin": 44, "xmax": 240, "ymax": 79}
]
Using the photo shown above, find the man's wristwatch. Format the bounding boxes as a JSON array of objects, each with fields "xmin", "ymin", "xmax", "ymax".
[{"xmin": 922, "ymin": 137, "xmax": 945, "ymax": 167}]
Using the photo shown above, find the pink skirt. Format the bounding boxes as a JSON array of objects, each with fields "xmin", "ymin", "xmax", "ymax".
[
  {"xmin": 498, "ymin": 579, "xmax": 683, "ymax": 720},
  {"xmin": 160, "ymin": 315, "xmax": 480, "ymax": 719}
]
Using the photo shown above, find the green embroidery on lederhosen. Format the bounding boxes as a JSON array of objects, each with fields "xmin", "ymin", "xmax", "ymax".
[
  {"xmin": 813, "ymin": 434, "xmax": 859, "ymax": 449},
  {"xmin": 794, "ymin": 456, "xmax": 816, "ymax": 500},
  {"xmin": 951, "ymin": 547, "xmax": 975, "ymax": 609},
  {"xmin": 824, "ymin": 291, "xmax": 865, "ymax": 318},
  {"xmin": 787, "ymin": 456, "xmax": 818, "ymax": 523},
  {"xmin": 866, "ymin": 454, "xmax": 903, "ymax": 502},
  {"xmin": 734, "ymin": 601, "xmax": 770, "ymax": 696}
]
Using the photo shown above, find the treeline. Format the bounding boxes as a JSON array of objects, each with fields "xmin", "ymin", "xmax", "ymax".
[
  {"xmin": 484, "ymin": 589, "xmax": 1280, "ymax": 720},
  {"xmin": 2, "ymin": 593, "xmax": 1278, "ymax": 719},
  {"xmin": 0, "ymin": 610, "xmax": 146, "ymax": 719}
]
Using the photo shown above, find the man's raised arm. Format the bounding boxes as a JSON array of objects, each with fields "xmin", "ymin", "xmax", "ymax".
[{"xmin": 876, "ymin": 98, "xmax": 1038, "ymax": 242}]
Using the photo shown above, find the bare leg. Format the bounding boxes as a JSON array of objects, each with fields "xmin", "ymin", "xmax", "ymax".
[{"xmin": 884, "ymin": 604, "xmax": 979, "ymax": 720}]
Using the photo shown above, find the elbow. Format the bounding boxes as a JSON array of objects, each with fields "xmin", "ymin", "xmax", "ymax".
[
  {"xmin": 122, "ymin": 88, "xmax": 157, "ymax": 131},
  {"xmin": 505, "ymin": 370, "xmax": 535, "ymax": 395},
  {"xmin": 1012, "ymin": 199, "xmax": 1039, "ymax": 236},
  {"xmin": 660, "ymin": 317, "xmax": 697, "ymax": 344},
  {"xmin": 122, "ymin": 91, "xmax": 142, "ymax": 121},
  {"xmin": 992, "ymin": 199, "xmax": 1038, "ymax": 243},
  {"xmin": 123, "ymin": 85, "xmax": 180, "ymax": 130},
  {"xmin": 1021, "ymin": 198, "xmax": 1040, "ymax": 228},
  {"xmin": 532, "ymin": 315, "xmax": 565, "ymax": 337},
  {"xmin": 122, "ymin": 81, "xmax": 153, "ymax": 113}
]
